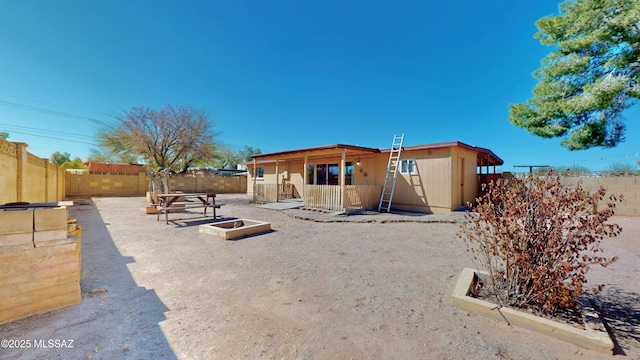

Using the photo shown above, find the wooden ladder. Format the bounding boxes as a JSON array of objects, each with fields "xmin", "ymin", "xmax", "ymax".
[{"xmin": 378, "ymin": 134, "xmax": 404, "ymax": 212}]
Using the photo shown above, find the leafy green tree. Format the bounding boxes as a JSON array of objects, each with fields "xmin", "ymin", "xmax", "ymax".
[
  {"xmin": 209, "ymin": 147, "xmax": 237, "ymax": 169},
  {"xmin": 510, "ymin": 0, "xmax": 640, "ymax": 150},
  {"xmin": 87, "ymin": 146, "xmax": 140, "ymax": 164},
  {"xmin": 0, "ymin": 131, "xmax": 8, "ymax": 139},
  {"xmin": 237, "ymin": 145, "xmax": 262, "ymax": 162},
  {"xmin": 97, "ymin": 104, "xmax": 217, "ymax": 173},
  {"xmin": 206, "ymin": 144, "xmax": 262, "ymax": 169},
  {"xmin": 50, "ymin": 151, "xmax": 71, "ymax": 166},
  {"xmin": 60, "ymin": 157, "xmax": 87, "ymax": 169}
]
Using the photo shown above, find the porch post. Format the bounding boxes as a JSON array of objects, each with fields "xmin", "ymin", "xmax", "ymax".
[
  {"xmin": 340, "ymin": 149, "xmax": 346, "ymax": 210},
  {"xmin": 303, "ymin": 155, "xmax": 308, "ymax": 202},
  {"xmin": 275, "ymin": 159, "xmax": 280, "ymax": 202},
  {"xmin": 253, "ymin": 159, "xmax": 257, "ymax": 201}
]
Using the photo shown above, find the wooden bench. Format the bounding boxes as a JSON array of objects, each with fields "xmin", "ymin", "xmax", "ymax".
[{"xmin": 155, "ymin": 193, "xmax": 221, "ymax": 225}]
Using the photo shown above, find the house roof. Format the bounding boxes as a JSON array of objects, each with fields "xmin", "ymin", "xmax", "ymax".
[
  {"xmin": 245, "ymin": 141, "xmax": 503, "ymax": 167},
  {"xmin": 249, "ymin": 144, "xmax": 380, "ymax": 161},
  {"xmin": 381, "ymin": 141, "xmax": 504, "ymax": 166}
]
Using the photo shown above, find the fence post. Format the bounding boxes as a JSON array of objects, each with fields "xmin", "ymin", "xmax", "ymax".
[
  {"xmin": 44, "ymin": 159, "xmax": 50, "ymax": 201},
  {"xmin": 15, "ymin": 142, "xmax": 28, "ymax": 202}
]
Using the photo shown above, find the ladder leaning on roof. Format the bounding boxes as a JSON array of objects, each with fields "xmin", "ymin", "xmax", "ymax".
[{"xmin": 378, "ymin": 134, "xmax": 404, "ymax": 212}]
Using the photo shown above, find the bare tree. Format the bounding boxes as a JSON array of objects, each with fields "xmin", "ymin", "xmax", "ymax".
[{"xmin": 98, "ymin": 104, "xmax": 217, "ymax": 173}]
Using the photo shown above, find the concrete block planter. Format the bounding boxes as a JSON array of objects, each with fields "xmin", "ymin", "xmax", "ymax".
[
  {"xmin": 451, "ymin": 268, "xmax": 614, "ymax": 354},
  {"xmin": 199, "ymin": 219, "xmax": 271, "ymax": 240}
]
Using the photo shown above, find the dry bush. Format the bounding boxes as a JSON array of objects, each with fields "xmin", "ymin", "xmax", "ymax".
[{"xmin": 458, "ymin": 172, "xmax": 622, "ymax": 314}]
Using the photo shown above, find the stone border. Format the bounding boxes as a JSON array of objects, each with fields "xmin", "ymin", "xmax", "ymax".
[{"xmin": 451, "ymin": 268, "xmax": 614, "ymax": 354}]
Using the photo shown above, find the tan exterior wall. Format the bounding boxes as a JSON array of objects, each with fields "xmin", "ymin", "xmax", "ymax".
[
  {"xmin": 0, "ymin": 207, "xmax": 81, "ymax": 325},
  {"xmin": 66, "ymin": 172, "xmax": 247, "ymax": 197},
  {"xmin": 451, "ymin": 147, "xmax": 479, "ymax": 208},
  {"xmin": 247, "ymin": 163, "xmax": 287, "ymax": 197},
  {"xmin": 287, "ymin": 161, "xmax": 305, "ymax": 197},
  {"xmin": 390, "ymin": 148, "xmax": 453, "ymax": 215},
  {"xmin": 359, "ymin": 154, "xmax": 381, "ymax": 186},
  {"xmin": 0, "ymin": 138, "xmax": 66, "ymax": 204}
]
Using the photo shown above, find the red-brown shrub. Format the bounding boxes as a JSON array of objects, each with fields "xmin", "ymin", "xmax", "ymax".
[{"xmin": 458, "ymin": 172, "xmax": 622, "ymax": 314}]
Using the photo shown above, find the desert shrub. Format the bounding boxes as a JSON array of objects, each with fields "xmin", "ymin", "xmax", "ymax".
[
  {"xmin": 605, "ymin": 162, "xmax": 639, "ymax": 176},
  {"xmin": 458, "ymin": 172, "xmax": 622, "ymax": 314}
]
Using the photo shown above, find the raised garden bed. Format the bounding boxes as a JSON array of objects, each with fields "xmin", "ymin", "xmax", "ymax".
[
  {"xmin": 199, "ymin": 219, "xmax": 271, "ymax": 240},
  {"xmin": 451, "ymin": 268, "xmax": 614, "ymax": 354}
]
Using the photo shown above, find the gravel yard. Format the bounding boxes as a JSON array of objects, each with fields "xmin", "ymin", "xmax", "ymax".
[{"xmin": 1, "ymin": 194, "xmax": 638, "ymax": 359}]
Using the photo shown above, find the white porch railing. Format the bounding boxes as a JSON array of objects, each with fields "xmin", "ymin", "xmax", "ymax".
[
  {"xmin": 253, "ymin": 183, "xmax": 301, "ymax": 203},
  {"xmin": 304, "ymin": 185, "xmax": 342, "ymax": 211},
  {"xmin": 344, "ymin": 185, "xmax": 382, "ymax": 211},
  {"xmin": 255, "ymin": 184, "xmax": 382, "ymax": 212},
  {"xmin": 253, "ymin": 184, "xmax": 278, "ymax": 203},
  {"xmin": 304, "ymin": 185, "xmax": 382, "ymax": 212}
]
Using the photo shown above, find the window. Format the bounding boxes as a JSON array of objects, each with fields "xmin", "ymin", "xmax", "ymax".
[
  {"xmin": 256, "ymin": 166, "xmax": 264, "ymax": 179},
  {"xmin": 345, "ymin": 162, "xmax": 354, "ymax": 185},
  {"xmin": 316, "ymin": 164, "xmax": 328, "ymax": 185},
  {"xmin": 309, "ymin": 162, "xmax": 354, "ymax": 185},
  {"xmin": 307, "ymin": 164, "xmax": 315, "ymax": 184},
  {"xmin": 400, "ymin": 159, "xmax": 416, "ymax": 174},
  {"xmin": 327, "ymin": 164, "xmax": 339, "ymax": 185}
]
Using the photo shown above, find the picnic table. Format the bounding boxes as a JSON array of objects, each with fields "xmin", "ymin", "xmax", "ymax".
[{"xmin": 156, "ymin": 193, "xmax": 221, "ymax": 224}]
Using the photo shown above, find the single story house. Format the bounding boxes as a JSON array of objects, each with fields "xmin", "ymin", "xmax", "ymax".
[{"xmin": 245, "ymin": 140, "xmax": 503, "ymax": 215}]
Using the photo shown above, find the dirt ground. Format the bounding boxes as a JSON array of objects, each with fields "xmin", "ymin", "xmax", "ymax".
[{"xmin": 1, "ymin": 194, "xmax": 638, "ymax": 360}]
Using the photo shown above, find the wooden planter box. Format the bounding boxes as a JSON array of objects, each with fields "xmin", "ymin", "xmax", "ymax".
[{"xmin": 450, "ymin": 268, "xmax": 614, "ymax": 354}]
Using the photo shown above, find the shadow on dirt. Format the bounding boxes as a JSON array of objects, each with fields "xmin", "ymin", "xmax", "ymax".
[
  {"xmin": 595, "ymin": 287, "xmax": 640, "ymax": 354},
  {"xmin": 0, "ymin": 198, "xmax": 177, "ymax": 359}
]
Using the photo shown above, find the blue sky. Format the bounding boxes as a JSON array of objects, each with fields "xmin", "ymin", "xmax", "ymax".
[{"xmin": 1, "ymin": 0, "xmax": 638, "ymax": 172}]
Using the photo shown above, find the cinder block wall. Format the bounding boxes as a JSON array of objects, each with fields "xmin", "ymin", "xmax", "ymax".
[
  {"xmin": 0, "ymin": 138, "xmax": 65, "ymax": 204},
  {"xmin": 0, "ymin": 206, "xmax": 81, "ymax": 325},
  {"xmin": 65, "ymin": 173, "xmax": 148, "ymax": 196},
  {"xmin": 562, "ymin": 176, "xmax": 640, "ymax": 216},
  {"xmin": 65, "ymin": 173, "xmax": 247, "ymax": 196},
  {"xmin": 169, "ymin": 175, "xmax": 247, "ymax": 194}
]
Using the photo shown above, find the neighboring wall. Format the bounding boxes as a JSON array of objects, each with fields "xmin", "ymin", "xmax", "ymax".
[
  {"xmin": 167, "ymin": 174, "xmax": 247, "ymax": 194},
  {"xmin": 561, "ymin": 176, "xmax": 640, "ymax": 217},
  {"xmin": 0, "ymin": 138, "xmax": 65, "ymax": 204},
  {"xmin": 65, "ymin": 173, "xmax": 148, "ymax": 196},
  {"xmin": 65, "ymin": 172, "xmax": 247, "ymax": 197}
]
